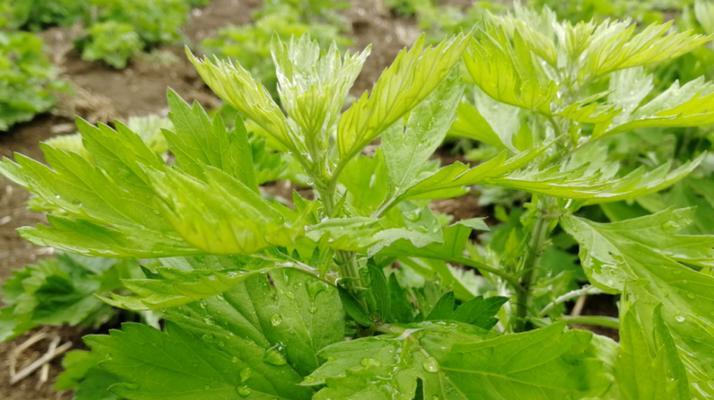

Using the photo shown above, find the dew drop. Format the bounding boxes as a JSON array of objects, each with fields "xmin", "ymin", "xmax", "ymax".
[
  {"xmin": 675, "ymin": 315, "xmax": 686, "ymax": 323},
  {"xmin": 238, "ymin": 386, "xmax": 251, "ymax": 397},
  {"xmin": 307, "ymin": 280, "xmax": 326, "ymax": 299},
  {"xmin": 360, "ymin": 357, "xmax": 381, "ymax": 368},
  {"xmin": 270, "ymin": 314, "xmax": 283, "ymax": 327},
  {"xmin": 422, "ymin": 357, "xmax": 439, "ymax": 373},
  {"xmin": 263, "ymin": 344, "xmax": 288, "ymax": 366},
  {"xmin": 240, "ymin": 367, "xmax": 252, "ymax": 383}
]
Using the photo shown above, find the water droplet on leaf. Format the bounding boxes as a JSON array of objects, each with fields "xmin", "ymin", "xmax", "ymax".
[
  {"xmin": 422, "ymin": 357, "xmax": 439, "ymax": 373},
  {"xmin": 238, "ymin": 386, "xmax": 251, "ymax": 397}
]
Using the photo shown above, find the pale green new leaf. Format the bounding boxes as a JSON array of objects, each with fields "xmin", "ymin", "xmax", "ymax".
[
  {"xmin": 0, "ymin": 106, "xmax": 301, "ymax": 257},
  {"xmin": 337, "ymin": 35, "xmax": 466, "ymax": 162},
  {"xmin": 561, "ymin": 210, "xmax": 714, "ymax": 396},
  {"xmin": 448, "ymin": 89, "xmax": 522, "ymax": 150},
  {"xmin": 306, "ymin": 322, "xmax": 610, "ymax": 399},
  {"xmin": 187, "ymin": 49, "xmax": 294, "ymax": 151},
  {"xmin": 381, "ymin": 71, "xmax": 463, "ymax": 196},
  {"xmin": 398, "ymin": 149, "xmax": 542, "ymax": 202},
  {"xmin": 82, "ymin": 269, "xmax": 344, "ymax": 399},
  {"xmin": 696, "ymin": 0, "xmax": 714, "ymax": 35},
  {"xmin": 165, "ymin": 89, "xmax": 257, "ymax": 190},
  {"xmin": 148, "ymin": 167, "xmax": 300, "ymax": 255},
  {"xmin": 485, "ymin": 145, "xmax": 702, "ymax": 204},
  {"xmin": 578, "ymin": 20, "xmax": 709, "ymax": 79},
  {"xmin": 101, "ymin": 266, "xmax": 278, "ymax": 310},
  {"xmin": 465, "ymin": 24, "xmax": 557, "ymax": 114},
  {"xmin": 272, "ymin": 36, "xmax": 368, "ymax": 160},
  {"xmin": 597, "ymin": 77, "xmax": 714, "ymax": 137}
]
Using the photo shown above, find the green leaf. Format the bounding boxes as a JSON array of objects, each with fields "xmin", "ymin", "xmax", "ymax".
[
  {"xmin": 449, "ymin": 91, "xmax": 523, "ymax": 150},
  {"xmin": 187, "ymin": 49, "xmax": 294, "ymax": 152},
  {"xmin": 562, "ymin": 210, "xmax": 714, "ymax": 396},
  {"xmin": 0, "ymin": 254, "xmax": 135, "ymax": 341},
  {"xmin": 597, "ymin": 77, "xmax": 714, "ymax": 137},
  {"xmin": 82, "ymin": 269, "xmax": 344, "ymax": 399},
  {"xmin": 56, "ymin": 350, "xmax": 120, "ymax": 400},
  {"xmin": 0, "ymin": 115, "xmax": 302, "ymax": 257},
  {"xmin": 337, "ymin": 34, "xmax": 466, "ymax": 163},
  {"xmin": 579, "ymin": 20, "xmax": 709, "ymax": 79},
  {"xmin": 616, "ymin": 304, "xmax": 690, "ymax": 400},
  {"xmin": 562, "ymin": 209, "xmax": 714, "ymax": 292},
  {"xmin": 398, "ymin": 148, "xmax": 542, "ymax": 202},
  {"xmin": 465, "ymin": 23, "xmax": 557, "ymax": 114},
  {"xmin": 165, "ymin": 89, "xmax": 257, "ymax": 191},
  {"xmin": 381, "ymin": 71, "xmax": 463, "ymax": 196},
  {"xmin": 485, "ymin": 146, "xmax": 702, "ymax": 204},
  {"xmin": 271, "ymin": 35, "xmax": 369, "ymax": 161},
  {"xmin": 426, "ymin": 292, "xmax": 508, "ymax": 329},
  {"xmin": 363, "ymin": 264, "xmax": 414, "ymax": 323},
  {"xmin": 306, "ymin": 322, "xmax": 610, "ymax": 399},
  {"xmin": 100, "ymin": 266, "xmax": 279, "ymax": 310},
  {"xmin": 696, "ymin": 0, "xmax": 714, "ymax": 35}
]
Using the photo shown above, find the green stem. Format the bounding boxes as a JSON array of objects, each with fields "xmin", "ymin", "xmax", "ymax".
[
  {"xmin": 315, "ymin": 179, "xmax": 367, "ymax": 306},
  {"xmin": 514, "ymin": 201, "xmax": 553, "ymax": 332},
  {"xmin": 452, "ymin": 256, "xmax": 523, "ymax": 292},
  {"xmin": 561, "ymin": 315, "xmax": 620, "ymax": 330},
  {"xmin": 537, "ymin": 285, "xmax": 603, "ymax": 317}
]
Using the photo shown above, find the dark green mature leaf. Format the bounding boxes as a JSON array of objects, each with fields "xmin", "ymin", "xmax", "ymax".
[
  {"xmin": 562, "ymin": 209, "xmax": 714, "ymax": 292},
  {"xmin": 426, "ymin": 292, "xmax": 508, "ymax": 329},
  {"xmin": 562, "ymin": 210, "xmax": 714, "ymax": 397},
  {"xmin": 306, "ymin": 322, "xmax": 610, "ymax": 399},
  {"xmin": 363, "ymin": 264, "xmax": 414, "ymax": 323},
  {"xmin": 56, "ymin": 350, "xmax": 120, "ymax": 400},
  {"xmin": 80, "ymin": 269, "xmax": 343, "ymax": 399}
]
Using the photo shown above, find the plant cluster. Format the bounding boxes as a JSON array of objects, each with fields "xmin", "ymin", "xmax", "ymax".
[
  {"xmin": 3, "ymin": 5, "xmax": 714, "ymax": 400},
  {"xmin": 0, "ymin": 0, "xmax": 206, "ymax": 68},
  {"xmin": 0, "ymin": 30, "xmax": 61, "ymax": 131},
  {"xmin": 201, "ymin": 0, "xmax": 350, "ymax": 96}
]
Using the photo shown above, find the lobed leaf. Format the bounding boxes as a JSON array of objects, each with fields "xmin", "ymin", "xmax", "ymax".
[
  {"xmin": 336, "ymin": 35, "xmax": 466, "ymax": 163},
  {"xmin": 306, "ymin": 322, "xmax": 610, "ymax": 399}
]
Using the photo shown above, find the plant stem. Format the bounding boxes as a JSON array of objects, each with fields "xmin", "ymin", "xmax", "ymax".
[
  {"xmin": 561, "ymin": 315, "xmax": 620, "ymax": 330},
  {"xmin": 452, "ymin": 256, "xmax": 523, "ymax": 292},
  {"xmin": 514, "ymin": 199, "xmax": 553, "ymax": 332},
  {"xmin": 315, "ymin": 179, "xmax": 366, "ymax": 305},
  {"xmin": 537, "ymin": 285, "xmax": 603, "ymax": 317}
]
